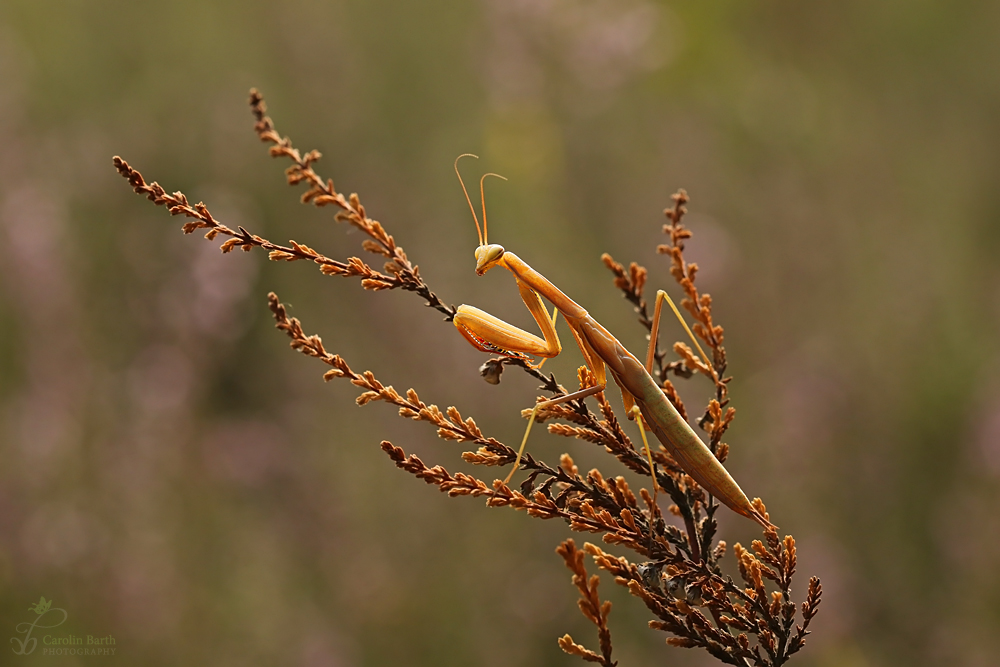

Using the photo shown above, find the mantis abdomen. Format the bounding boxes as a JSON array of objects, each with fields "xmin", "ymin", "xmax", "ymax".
[{"xmin": 575, "ymin": 318, "xmax": 772, "ymax": 529}]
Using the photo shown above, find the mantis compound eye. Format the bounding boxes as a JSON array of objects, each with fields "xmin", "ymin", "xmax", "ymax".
[{"xmin": 485, "ymin": 244, "xmax": 504, "ymax": 263}]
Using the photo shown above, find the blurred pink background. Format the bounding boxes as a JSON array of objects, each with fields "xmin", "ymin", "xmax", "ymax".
[{"xmin": 1, "ymin": 1, "xmax": 999, "ymax": 665}]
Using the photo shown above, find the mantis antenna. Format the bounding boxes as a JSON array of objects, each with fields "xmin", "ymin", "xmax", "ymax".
[
  {"xmin": 479, "ymin": 172, "xmax": 507, "ymax": 245},
  {"xmin": 454, "ymin": 154, "xmax": 483, "ymax": 245}
]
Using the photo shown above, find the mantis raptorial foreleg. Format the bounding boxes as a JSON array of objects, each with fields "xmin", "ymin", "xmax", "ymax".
[
  {"xmin": 533, "ymin": 306, "xmax": 560, "ymax": 370},
  {"xmin": 457, "ymin": 272, "xmax": 608, "ymax": 484}
]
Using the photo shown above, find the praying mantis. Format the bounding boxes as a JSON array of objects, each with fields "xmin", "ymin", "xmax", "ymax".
[{"xmin": 451, "ymin": 155, "xmax": 773, "ymax": 530}]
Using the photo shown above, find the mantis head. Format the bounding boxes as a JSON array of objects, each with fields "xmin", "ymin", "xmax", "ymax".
[
  {"xmin": 455, "ymin": 153, "xmax": 508, "ymax": 275},
  {"xmin": 474, "ymin": 244, "xmax": 505, "ymax": 275}
]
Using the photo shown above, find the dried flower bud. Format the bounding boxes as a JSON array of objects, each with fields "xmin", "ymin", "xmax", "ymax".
[
  {"xmin": 665, "ymin": 575, "xmax": 685, "ymax": 600},
  {"xmin": 479, "ymin": 358, "xmax": 504, "ymax": 385}
]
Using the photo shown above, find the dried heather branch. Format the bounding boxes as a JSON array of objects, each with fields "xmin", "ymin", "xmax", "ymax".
[
  {"xmin": 267, "ymin": 292, "xmax": 512, "ymax": 457},
  {"xmin": 113, "ymin": 157, "xmax": 403, "ymax": 290},
  {"xmin": 785, "ymin": 578, "xmax": 822, "ymax": 658},
  {"xmin": 380, "ymin": 440, "xmax": 664, "ymax": 556},
  {"xmin": 267, "ymin": 289, "xmax": 819, "ymax": 664},
  {"xmin": 249, "ymin": 89, "xmax": 455, "ymax": 319},
  {"xmin": 115, "ymin": 91, "xmax": 821, "ymax": 666},
  {"xmin": 557, "ymin": 539, "xmax": 617, "ymax": 667},
  {"xmin": 269, "ymin": 292, "xmax": 667, "ymax": 555},
  {"xmin": 594, "ymin": 195, "xmax": 824, "ymax": 663}
]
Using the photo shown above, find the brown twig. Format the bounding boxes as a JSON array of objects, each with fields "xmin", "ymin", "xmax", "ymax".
[
  {"xmin": 249, "ymin": 89, "xmax": 455, "ymax": 319},
  {"xmin": 557, "ymin": 539, "xmax": 617, "ymax": 666},
  {"xmin": 113, "ymin": 156, "xmax": 408, "ymax": 291}
]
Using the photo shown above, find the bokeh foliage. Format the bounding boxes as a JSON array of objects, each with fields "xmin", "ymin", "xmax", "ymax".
[{"xmin": 0, "ymin": 1, "xmax": 998, "ymax": 665}]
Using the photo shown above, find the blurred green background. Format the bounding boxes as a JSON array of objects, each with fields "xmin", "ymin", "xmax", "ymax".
[{"xmin": 1, "ymin": 1, "xmax": 998, "ymax": 665}]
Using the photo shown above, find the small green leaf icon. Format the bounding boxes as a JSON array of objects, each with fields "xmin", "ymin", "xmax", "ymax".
[{"xmin": 28, "ymin": 596, "xmax": 51, "ymax": 614}]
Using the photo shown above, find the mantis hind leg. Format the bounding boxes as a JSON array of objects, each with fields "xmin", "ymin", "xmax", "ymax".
[{"xmin": 646, "ymin": 290, "xmax": 713, "ymax": 375}]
